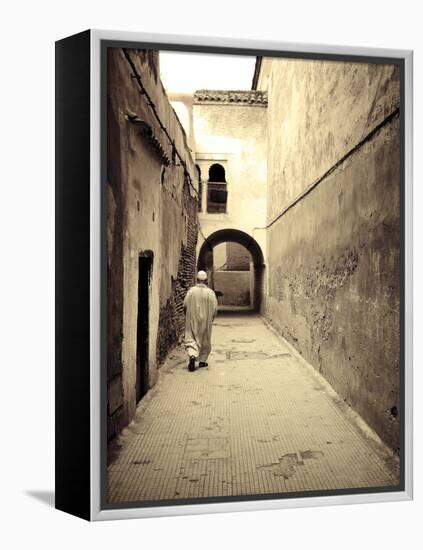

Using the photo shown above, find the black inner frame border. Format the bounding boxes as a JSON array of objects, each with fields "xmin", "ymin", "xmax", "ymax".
[{"xmin": 100, "ymin": 38, "xmax": 406, "ymax": 511}]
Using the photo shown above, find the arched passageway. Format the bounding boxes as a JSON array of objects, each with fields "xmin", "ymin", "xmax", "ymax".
[{"xmin": 197, "ymin": 229, "xmax": 265, "ymax": 312}]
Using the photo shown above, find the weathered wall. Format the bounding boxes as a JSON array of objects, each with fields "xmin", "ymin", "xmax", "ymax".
[
  {"xmin": 214, "ymin": 271, "xmax": 250, "ymax": 306},
  {"xmin": 213, "ymin": 242, "xmax": 227, "ymax": 271},
  {"xmin": 107, "ymin": 48, "xmax": 198, "ymax": 441},
  {"xmin": 226, "ymin": 242, "xmax": 250, "ymax": 270},
  {"xmin": 193, "ymin": 91, "xmax": 268, "ymax": 268},
  {"xmin": 155, "ymin": 185, "xmax": 198, "ymax": 365},
  {"xmin": 212, "ymin": 242, "xmax": 250, "ymax": 271},
  {"xmin": 257, "ymin": 58, "xmax": 401, "ymax": 451},
  {"xmin": 168, "ymin": 92, "xmax": 196, "ymax": 153}
]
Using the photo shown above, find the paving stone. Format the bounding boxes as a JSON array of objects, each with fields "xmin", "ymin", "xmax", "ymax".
[{"xmin": 107, "ymin": 313, "xmax": 399, "ymax": 504}]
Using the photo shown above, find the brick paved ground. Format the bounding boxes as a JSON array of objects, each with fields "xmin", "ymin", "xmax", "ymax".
[{"xmin": 107, "ymin": 312, "xmax": 399, "ymax": 504}]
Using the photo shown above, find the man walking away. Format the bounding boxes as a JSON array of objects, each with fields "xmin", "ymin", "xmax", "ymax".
[{"xmin": 184, "ymin": 270, "xmax": 218, "ymax": 372}]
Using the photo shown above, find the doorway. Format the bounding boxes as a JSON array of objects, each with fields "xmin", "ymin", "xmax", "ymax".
[{"xmin": 136, "ymin": 253, "xmax": 153, "ymax": 403}]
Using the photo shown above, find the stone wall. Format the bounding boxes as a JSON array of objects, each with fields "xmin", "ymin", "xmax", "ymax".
[
  {"xmin": 257, "ymin": 58, "xmax": 401, "ymax": 451},
  {"xmin": 214, "ymin": 271, "xmax": 250, "ymax": 306},
  {"xmin": 107, "ymin": 48, "xmax": 198, "ymax": 441},
  {"xmin": 226, "ymin": 242, "xmax": 251, "ymax": 271},
  {"xmin": 156, "ymin": 187, "xmax": 198, "ymax": 364}
]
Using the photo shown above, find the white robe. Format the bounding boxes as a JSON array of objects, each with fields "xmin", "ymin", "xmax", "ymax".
[{"xmin": 184, "ymin": 283, "xmax": 218, "ymax": 362}]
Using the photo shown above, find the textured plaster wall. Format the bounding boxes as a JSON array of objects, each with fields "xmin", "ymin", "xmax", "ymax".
[
  {"xmin": 168, "ymin": 92, "xmax": 196, "ymax": 153},
  {"xmin": 226, "ymin": 242, "xmax": 251, "ymax": 270},
  {"xmin": 193, "ymin": 101, "xmax": 268, "ymax": 262},
  {"xmin": 107, "ymin": 48, "xmax": 198, "ymax": 441},
  {"xmin": 213, "ymin": 242, "xmax": 251, "ymax": 271},
  {"xmin": 214, "ymin": 271, "xmax": 251, "ymax": 306},
  {"xmin": 257, "ymin": 59, "xmax": 401, "ymax": 451},
  {"xmin": 213, "ymin": 243, "xmax": 227, "ymax": 271},
  {"xmin": 258, "ymin": 58, "xmax": 400, "ymax": 220}
]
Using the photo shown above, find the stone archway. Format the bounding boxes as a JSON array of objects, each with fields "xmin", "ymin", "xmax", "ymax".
[{"xmin": 197, "ymin": 229, "xmax": 265, "ymax": 311}]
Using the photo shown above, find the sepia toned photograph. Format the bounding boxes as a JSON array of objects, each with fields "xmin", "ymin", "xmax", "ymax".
[{"xmin": 104, "ymin": 44, "xmax": 403, "ymax": 508}]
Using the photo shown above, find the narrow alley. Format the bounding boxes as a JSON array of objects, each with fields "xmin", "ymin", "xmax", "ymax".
[
  {"xmin": 108, "ymin": 312, "xmax": 398, "ymax": 504},
  {"xmin": 106, "ymin": 47, "xmax": 401, "ymax": 506}
]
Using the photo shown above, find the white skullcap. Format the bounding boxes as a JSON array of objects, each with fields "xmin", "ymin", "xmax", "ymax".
[{"xmin": 197, "ymin": 270, "xmax": 207, "ymax": 281}]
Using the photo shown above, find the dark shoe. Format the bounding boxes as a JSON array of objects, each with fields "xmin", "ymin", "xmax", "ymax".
[
  {"xmin": 188, "ymin": 356, "xmax": 196, "ymax": 372},
  {"xmin": 198, "ymin": 362, "xmax": 208, "ymax": 368}
]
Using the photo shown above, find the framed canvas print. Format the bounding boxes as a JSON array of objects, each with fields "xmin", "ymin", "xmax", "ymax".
[{"xmin": 55, "ymin": 29, "xmax": 413, "ymax": 521}]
